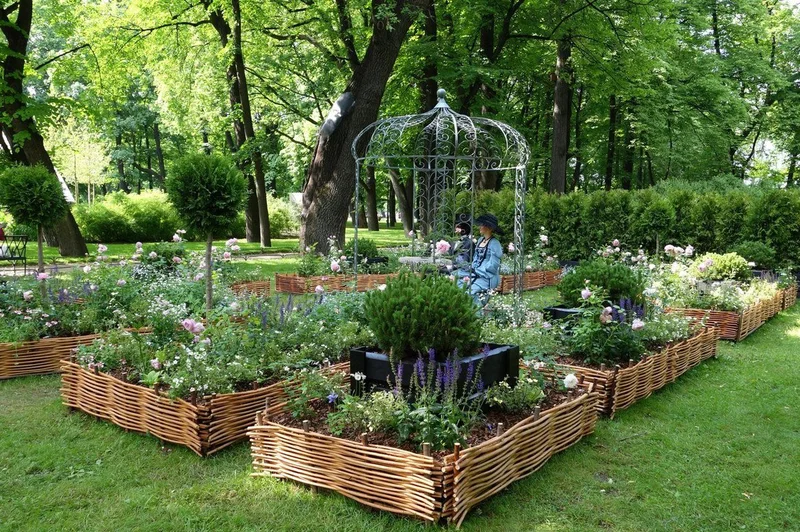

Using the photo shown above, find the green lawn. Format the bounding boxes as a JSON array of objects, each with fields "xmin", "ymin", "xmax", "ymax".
[
  {"xmin": 27, "ymin": 223, "xmax": 410, "ymax": 264},
  {"xmin": 1, "ymin": 299, "xmax": 799, "ymax": 531}
]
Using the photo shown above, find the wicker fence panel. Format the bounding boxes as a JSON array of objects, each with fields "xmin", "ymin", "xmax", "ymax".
[
  {"xmin": 543, "ymin": 269, "xmax": 561, "ymax": 286},
  {"xmin": 667, "ymin": 308, "xmax": 741, "ymax": 340},
  {"xmin": 274, "ymin": 273, "xmax": 397, "ymax": 293},
  {"xmin": 231, "ymin": 280, "xmax": 272, "ymax": 297},
  {"xmin": 61, "ymin": 361, "xmax": 205, "ymax": 454},
  {"xmin": 498, "ymin": 269, "xmax": 562, "ymax": 294},
  {"xmin": 450, "ymin": 388, "xmax": 599, "ymax": 526},
  {"xmin": 0, "ymin": 334, "xmax": 102, "ymax": 380},
  {"xmin": 784, "ymin": 286, "xmax": 798, "ymax": 310},
  {"xmin": 250, "ymin": 423, "xmax": 447, "ymax": 522}
]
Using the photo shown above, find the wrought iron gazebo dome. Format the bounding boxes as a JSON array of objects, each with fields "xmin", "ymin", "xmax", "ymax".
[{"xmin": 351, "ymin": 89, "xmax": 530, "ymax": 170}]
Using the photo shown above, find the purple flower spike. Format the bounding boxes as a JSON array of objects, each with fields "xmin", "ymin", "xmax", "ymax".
[
  {"xmin": 466, "ymin": 360, "xmax": 475, "ymax": 383},
  {"xmin": 415, "ymin": 357, "xmax": 425, "ymax": 386},
  {"xmin": 482, "ymin": 344, "xmax": 490, "ymax": 357},
  {"xmin": 435, "ymin": 366, "xmax": 443, "ymax": 391},
  {"xmin": 428, "ymin": 348, "xmax": 436, "ymax": 361},
  {"xmin": 477, "ymin": 379, "xmax": 485, "ymax": 393}
]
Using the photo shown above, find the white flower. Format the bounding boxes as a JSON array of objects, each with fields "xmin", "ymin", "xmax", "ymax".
[
  {"xmin": 539, "ymin": 234, "xmax": 548, "ymax": 244},
  {"xmin": 22, "ymin": 290, "xmax": 33, "ymax": 301},
  {"xmin": 581, "ymin": 288, "xmax": 592, "ymax": 300},
  {"xmin": 542, "ymin": 321, "xmax": 552, "ymax": 330},
  {"xmin": 351, "ymin": 372, "xmax": 366, "ymax": 382},
  {"xmin": 377, "ymin": 284, "xmax": 387, "ymax": 291},
  {"xmin": 533, "ymin": 361, "xmax": 546, "ymax": 370},
  {"xmin": 172, "ymin": 256, "xmax": 182, "ymax": 264},
  {"xmin": 97, "ymin": 244, "xmax": 108, "ymax": 254},
  {"xmin": 135, "ymin": 242, "xmax": 143, "ymax": 249},
  {"xmin": 748, "ymin": 261, "xmax": 756, "ymax": 268},
  {"xmin": 231, "ymin": 245, "xmax": 240, "ymax": 252},
  {"xmin": 149, "ymin": 252, "xmax": 158, "ymax": 259},
  {"xmin": 408, "ymin": 231, "xmax": 415, "ymax": 237},
  {"xmin": 684, "ymin": 245, "xmax": 694, "ymax": 257},
  {"xmin": 83, "ymin": 265, "xmax": 91, "ymax": 274},
  {"xmin": 173, "ymin": 234, "xmax": 182, "ymax": 242},
  {"xmin": 315, "ymin": 285, "xmax": 324, "ymax": 295},
  {"xmin": 563, "ymin": 374, "xmax": 579, "ymax": 389},
  {"xmin": 631, "ymin": 318, "xmax": 645, "ymax": 331},
  {"xmin": 116, "ymin": 279, "xmax": 126, "ymax": 286},
  {"xmin": 507, "ymin": 242, "xmax": 516, "ymax": 253}
]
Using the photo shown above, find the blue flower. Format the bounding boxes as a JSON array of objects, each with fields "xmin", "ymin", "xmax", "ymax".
[{"xmin": 327, "ymin": 392, "xmax": 338, "ymax": 404}]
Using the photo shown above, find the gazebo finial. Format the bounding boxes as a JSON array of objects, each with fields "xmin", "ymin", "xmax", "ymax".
[{"xmin": 435, "ymin": 88, "xmax": 449, "ymax": 109}]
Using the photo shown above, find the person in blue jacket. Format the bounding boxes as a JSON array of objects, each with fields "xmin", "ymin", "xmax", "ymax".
[{"xmin": 457, "ymin": 213, "xmax": 503, "ymax": 305}]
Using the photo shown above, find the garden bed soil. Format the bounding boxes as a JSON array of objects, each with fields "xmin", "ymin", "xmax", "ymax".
[
  {"xmin": 538, "ymin": 327, "xmax": 719, "ymax": 416},
  {"xmin": 275, "ymin": 273, "xmax": 398, "ymax": 293},
  {"xmin": 60, "ymin": 361, "xmax": 348, "ymax": 456},
  {"xmin": 498, "ymin": 268, "xmax": 561, "ymax": 294},
  {"xmin": 248, "ymin": 382, "xmax": 598, "ymax": 526}
]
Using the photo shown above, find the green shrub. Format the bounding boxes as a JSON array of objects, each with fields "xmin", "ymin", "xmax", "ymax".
[
  {"xmin": 363, "ymin": 273, "xmax": 479, "ymax": 361},
  {"xmin": 559, "ymin": 259, "xmax": 646, "ymax": 307},
  {"xmin": 267, "ymin": 195, "xmax": 299, "ymax": 238},
  {"xmin": 344, "ymin": 238, "xmax": 380, "ymax": 258},
  {"xmin": 628, "ymin": 192, "xmax": 675, "ymax": 254},
  {"xmin": 746, "ymin": 189, "xmax": 800, "ymax": 266},
  {"xmin": 690, "ymin": 252, "xmax": 751, "ymax": 281},
  {"xmin": 732, "ymin": 241, "xmax": 777, "ymax": 270}
]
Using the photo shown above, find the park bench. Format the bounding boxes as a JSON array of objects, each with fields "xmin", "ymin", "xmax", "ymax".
[{"xmin": 0, "ymin": 235, "xmax": 28, "ymax": 274}]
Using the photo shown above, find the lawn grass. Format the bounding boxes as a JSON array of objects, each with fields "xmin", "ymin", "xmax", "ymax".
[
  {"xmin": 1, "ymin": 303, "xmax": 798, "ymax": 531},
  {"xmin": 26, "ymin": 223, "xmax": 411, "ymax": 264}
]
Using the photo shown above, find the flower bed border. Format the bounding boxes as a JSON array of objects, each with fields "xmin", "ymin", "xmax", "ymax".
[
  {"xmin": 59, "ymin": 360, "xmax": 327, "ymax": 456},
  {"xmin": 498, "ymin": 268, "xmax": 561, "ymax": 294},
  {"xmin": 539, "ymin": 328, "xmax": 719, "ymax": 417},
  {"xmin": 231, "ymin": 280, "xmax": 271, "ymax": 297},
  {"xmin": 248, "ymin": 383, "xmax": 598, "ymax": 526},
  {"xmin": 274, "ymin": 273, "xmax": 397, "ymax": 293},
  {"xmin": 0, "ymin": 334, "xmax": 103, "ymax": 380},
  {"xmin": 782, "ymin": 286, "xmax": 797, "ymax": 311},
  {"xmin": 667, "ymin": 295, "xmax": 780, "ymax": 341}
]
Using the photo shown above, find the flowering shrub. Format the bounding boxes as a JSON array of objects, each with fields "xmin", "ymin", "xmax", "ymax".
[
  {"xmin": 689, "ymin": 253, "xmax": 751, "ymax": 282},
  {"xmin": 559, "ymin": 259, "xmax": 646, "ymax": 307}
]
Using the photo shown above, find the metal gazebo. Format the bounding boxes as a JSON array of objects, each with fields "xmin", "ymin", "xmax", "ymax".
[{"xmin": 351, "ymin": 88, "xmax": 530, "ymax": 297}]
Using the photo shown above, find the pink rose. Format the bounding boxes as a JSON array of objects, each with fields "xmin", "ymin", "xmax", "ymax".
[
  {"xmin": 612, "ymin": 239, "xmax": 620, "ymax": 247},
  {"xmin": 631, "ymin": 319, "xmax": 645, "ymax": 331},
  {"xmin": 36, "ymin": 272, "xmax": 49, "ymax": 281},
  {"xmin": 581, "ymin": 288, "xmax": 592, "ymax": 300},
  {"xmin": 330, "ymin": 261, "xmax": 340, "ymax": 272}
]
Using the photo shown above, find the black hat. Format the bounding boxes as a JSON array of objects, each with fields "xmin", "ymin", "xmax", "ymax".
[{"xmin": 475, "ymin": 213, "xmax": 501, "ymax": 232}]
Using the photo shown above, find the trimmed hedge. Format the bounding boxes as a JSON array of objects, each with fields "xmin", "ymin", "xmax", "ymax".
[{"xmin": 462, "ymin": 187, "xmax": 800, "ymax": 267}]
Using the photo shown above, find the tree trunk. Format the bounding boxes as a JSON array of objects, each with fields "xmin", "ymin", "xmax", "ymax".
[
  {"xmin": 636, "ymin": 145, "xmax": 644, "ymax": 189},
  {"xmin": 549, "ymin": 38, "xmax": 572, "ymax": 194},
  {"xmin": 389, "ymin": 168, "xmax": 414, "ymax": 233},
  {"xmin": 37, "ymin": 224, "xmax": 44, "ymax": 273},
  {"xmin": 788, "ymin": 151, "xmax": 797, "ymax": 187},
  {"xmin": 621, "ymin": 110, "xmax": 634, "ymax": 190},
  {"xmin": 115, "ymin": 133, "xmax": 130, "ymax": 192},
  {"xmin": 604, "ymin": 94, "xmax": 617, "ymax": 191},
  {"xmin": 364, "ymin": 166, "xmax": 380, "ymax": 231},
  {"xmin": 205, "ymin": 233, "xmax": 214, "ymax": 315},
  {"xmin": 154, "ymin": 122, "xmax": 166, "ymax": 187},
  {"xmin": 570, "ymin": 83, "xmax": 584, "ymax": 191},
  {"xmin": 232, "ymin": 0, "xmax": 270, "ymax": 246},
  {"xmin": 301, "ymin": 0, "xmax": 428, "ymax": 253},
  {"xmin": 387, "ymin": 185, "xmax": 397, "ymax": 227}
]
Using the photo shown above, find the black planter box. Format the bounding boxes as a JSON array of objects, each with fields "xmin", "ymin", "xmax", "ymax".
[
  {"xmin": 543, "ymin": 306, "xmax": 582, "ymax": 321},
  {"xmin": 349, "ymin": 344, "xmax": 520, "ymax": 396},
  {"xmin": 559, "ymin": 260, "xmax": 580, "ymax": 269}
]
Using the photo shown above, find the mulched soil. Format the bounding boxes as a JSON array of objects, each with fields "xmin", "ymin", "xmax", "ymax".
[{"xmin": 271, "ymin": 387, "xmax": 584, "ymax": 461}]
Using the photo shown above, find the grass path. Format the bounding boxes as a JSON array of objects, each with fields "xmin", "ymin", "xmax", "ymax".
[{"xmin": 1, "ymin": 302, "xmax": 798, "ymax": 531}]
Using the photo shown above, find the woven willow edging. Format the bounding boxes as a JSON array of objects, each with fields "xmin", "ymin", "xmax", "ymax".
[
  {"xmin": 0, "ymin": 334, "xmax": 102, "ymax": 380},
  {"xmin": 231, "ymin": 280, "xmax": 271, "ymax": 297},
  {"xmin": 248, "ymin": 384, "xmax": 598, "ymax": 526},
  {"xmin": 498, "ymin": 268, "xmax": 562, "ymax": 294},
  {"xmin": 539, "ymin": 328, "xmax": 719, "ymax": 417},
  {"xmin": 60, "ymin": 360, "xmax": 305, "ymax": 456},
  {"xmin": 274, "ymin": 273, "xmax": 398, "ymax": 293},
  {"xmin": 783, "ymin": 286, "xmax": 798, "ymax": 310},
  {"xmin": 667, "ymin": 296, "xmax": 779, "ymax": 341}
]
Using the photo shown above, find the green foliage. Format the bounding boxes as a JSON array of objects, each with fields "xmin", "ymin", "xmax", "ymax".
[
  {"xmin": 0, "ymin": 165, "xmax": 68, "ymax": 230},
  {"xmin": 363, "ymin": 273, "xmax": 480, "ymax": 360},
  {"xmin": 266, "ymin": 195, "xmax": 299, "ymax": 238},
  {"xmin": 484, "ymin": 368, "xmax": 545, "ymax": 413},
  {"xmin": 344, "ymin": 238, "xmax": 380, "ymax": 258},
  {"xmin": 559, "ymin": 260, "xmax": 646, "ymax": 307},
  {"xmin": 74, "ymin": 191, "xmax": 182, "ymax": 243},
  {"xmin": 165, "ymin": 154, "xmax": 246, "ymax": 237},
  {"xmin": 690, "ymin": 253, "xmax": 752, "ymax": 281},
  {"xmin": 283, "ymin": 369, "xmax": 346, "ymax": 419},
  {"xmin": 747, "ymin": 189, "xmax": 800, "ymax": 266},
  {"xmin": 732, "ymin": 241, "xmax": 777, "ymax": 270}
]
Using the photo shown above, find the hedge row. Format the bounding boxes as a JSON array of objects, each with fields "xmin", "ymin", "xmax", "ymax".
[
  {"xmin": 462, "ymin": 187, "xmax": 800, "ymax": 267},
  {"xmin": 73, "ymin": 191, "xmax": 299, "ymax": 243}
]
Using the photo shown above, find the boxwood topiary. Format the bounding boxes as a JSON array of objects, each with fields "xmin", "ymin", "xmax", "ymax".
[
  {"xmin": 363, "ymin": 273, "xmax": 479, "ymax": 361},
  {"xmin": 559, "ymin": 259, "xmax": 646, "ymax": 307}
]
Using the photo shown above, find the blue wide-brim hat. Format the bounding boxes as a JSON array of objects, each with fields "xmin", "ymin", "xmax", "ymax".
[{"xmin": 475, "ymin": 213, "xmax": 501, "ymax": 232}]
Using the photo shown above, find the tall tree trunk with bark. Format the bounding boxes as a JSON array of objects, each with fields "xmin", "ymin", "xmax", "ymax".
[
  {"xmin": 153, "ymin": 122, "xmax": 166, "ymax": 188},
  {"xmin": 115, "ymin": 132, "xmax": 130, "ymax": 192},
  {"xmin": 301, "ymin": 0, "xmax": 429, "ymax": 253},
  {"xmin": 549, "ymin": 37, "xmax": 572, "ymax": 194},
  {"xmin": 787, "ymin": 151, "xmax": 797, "ymax": 187},
  {"xmin": 1, "ymin": 0, "xmax": 87, "ymax": 257},
  {"xmin": 363, "ymin": 166, "xmax": 380, "ymax": 231},
  {"xmin": 604, "ymin": 94, "xmax": 617, "ymax": 191},
  {"xmin": 570, "ymin": 83, "xmax": 584, "ymax": 191},
  {"xmin": 389, "ymin": 169, "xmax": 414, "ymax": 232},
  {"xmin": 387, "ymin": 185, "xmax": 397, "ymax": 227},
  {"xmin": 232, "ymin": 0, "xmax": 270, "ymax": 246}
]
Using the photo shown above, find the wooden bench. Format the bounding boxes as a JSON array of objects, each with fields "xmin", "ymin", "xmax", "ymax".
[{"xmin": 0, "ymin": 235, "xmax": 28, "ymax": 274}]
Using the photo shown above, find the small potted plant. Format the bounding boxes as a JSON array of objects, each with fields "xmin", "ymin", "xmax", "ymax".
[{"xmin": 351, "ymin": 272, "xmax": 519, "ymax": 393}]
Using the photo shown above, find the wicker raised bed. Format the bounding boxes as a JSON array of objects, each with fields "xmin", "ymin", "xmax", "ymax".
[
  {"xmin": 539, "ymin": 327, "xmax": 719, "ymax": 416},
  {"xmin": 59, "ymin": 360, "xmax": 325, "ymax": 456},
  {"xmin": 783, "ymin": 285, "xmax": 798, "ymax": 310},
  {"xmin": 248, "ymin": 384, "xmax": 598, "ymax": 526},
  {"xmin": 0, "ymin": 333, "xmax": 103, "ymax": 380},
  {"xmin": 274, "ymin": 273, "xmax": 397, "ymax": 294},
  {"xmin": 667, "ymin": 296, "xmax": 776, "ymax": 341},
  {"xmin": 498, "ymin": 268, "xmax": 561, "ymax": 294},
  {"xmin": 231, "ymin": 280, "xmax": 272, "ymax": 297}
]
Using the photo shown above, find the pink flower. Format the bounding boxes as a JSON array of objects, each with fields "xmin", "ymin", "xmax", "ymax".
[
  {"xmin": 83, "ymin": 265, "xmax": 93, "ymax": 273},
  {"xmin": 330, "ymin": 261, "xmax": 340, "ymax": 272},
  {"xmin": 37, "ymin": 273, "xmax": 49, "ymax": 281},
  {"xmin": 542, "ymin": 322, "xmax": 552, "ymax": 330},
  {"xmin": 684, "ymin": 245, "xmax": 695, "ymax": 257},
  {"xmin": 612, "ymin": 239, "xmax": 620, "ymax": 247},
  {"xmin": 462, "ymin": 276, "xmax": 471, "ymax": 284},
  {"xmin": 135, "ymin": 242, "xmax": 143, "ymax": 249},
  {"xmin": 454, "ymin": 227, "xmax": 462, "ymax": 234},
  {"xmin": 172, "ymin": 234, "xmax": 182, "ymax": 242},
  {"xmin": 507, "ymin": 242, "xmax": 516, "ymax": 253},
  {"xmin": 172, "ymin": 256, "xmax": 182, "ymax": 264},
  {"xmin": 150, "ymin": 358, "xmax": 161, "ymax": 370},
  {"xmin": 181, "ymin": 318, "xmax": 205, "ymax": 334},
  {"xmin": 698, "ymin": 264, "xmax": 707, "ymax": 272},
  {"xmin": 599, "ymin": 307, "xmax": 613, "ymax": 324},
  {"xmin": 223, "ymin": 251, "xmax": 232, "ymax": 260},
  {"xmin": 539, "ymin": 234, "xmax": 548, "ymax": 244},
  {"xmin": 435, "ymin": 240, "xmax": 451, "ymax": 255},
  {"xmin": 408, "ymin": 231, "xmax": 415, "ymax": 237},
  {"xmin": 149, "ymin": 252, "xmax": 158, "ymax": 259},
  {"xmin": 315, "ymin": 285, "xmax": 324, "ymax": 295},
  {"xmin": 581, "ymin": 288, "xmax": 592, "ymax": 300},
  {"xmin": 194, "ymin": 273, "xmax": 204, "ymax": 281},
  {"xmin": 116, "ymin": 279, "xmax": 126, "ymax": 286},
  {"xmin": 97, "ymin": 244, "xmax": 108, "ymax": 254},
  {"xmin": 631, "ymin": 318, "xmax": 645, "ymax": 331},
  {"xmin": 230, "ymin": 245, "xmax": 240, "ymax": 252},
  {"xmin": 226, "ymin": 238, "xmax": 238, "ymax": 247},
  {"xmin": 22, "ymin": 290, "xmax": 33, "ymax": 301},
  {"xmin": 664, "ymin": 244, "xmax": 675, "ymax": 254}
]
